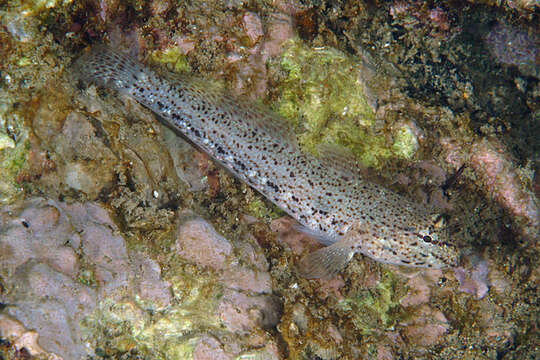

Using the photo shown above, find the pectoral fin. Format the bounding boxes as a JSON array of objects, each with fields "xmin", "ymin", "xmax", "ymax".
[
  {"xmin": 297, "ymin": 241, "xmax": 354, "ymax": 279},
  {"xmin": 297, "ymin": 222, "xmax": 370, "ymax": 279}
]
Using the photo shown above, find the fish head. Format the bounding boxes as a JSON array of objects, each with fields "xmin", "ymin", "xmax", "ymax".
[
  {"xmin": 401, "ymin": 213, "xmax": 460, "ymax": 268},
  {"xmin": 355, "ymin": 212, "xmax": 460, "ymax": 269}
]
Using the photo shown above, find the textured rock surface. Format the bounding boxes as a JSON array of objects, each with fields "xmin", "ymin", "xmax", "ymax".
[
  {"xmin": 0, "ymin": 198, "xmax": 171, "ymax": 359},
  {"xmin": 176, "ymin": 216, "xmax": 233, "ymax": 270},
  {"xmin": 0, "ymin": 0, "xmax": 538, "ymax": 358},
  {"xmin": 0, "ymin": 198, "xmax": 281, "ymax": 359}
]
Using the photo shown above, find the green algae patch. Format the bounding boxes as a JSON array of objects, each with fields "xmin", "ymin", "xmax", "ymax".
[
  {"xmin": 0, "ymin": 131, "xmax": 29, "ymax": 204},
  {"xmin": 275, "ymin": 39, "xmax": 418, "ymax": 169},
  {"xmin": 81, "ymin": 268, "xmax": 224, "ymax": 359},
  {"xmin": 150, "ymin": 46, "xmax": 192, "ymax": 74},
  {"xmin": 392, "ymin": 125, "xmax": 419, "ymax": 159},
  {"xmin": 136, "ymin": 313, "xmax": 199, "ymax": 359},
  {"xmin": 0, "ymin": 112, "xmax": 29, "ymax": 179},
  {"xmin": 0, "ymin": 134, "xmax": 15, "ymax": 150},
  {"xmin": 85, "ymin": 299, "xmax": 198, "ymax": 359},
  {"xmin": 337, "ymin": 271, "xmax": 406, "ymax": 335},
  {"xmin": 246, "ymin": 198, "xmax": 282, "ymax": 221},
  {"xmin": 23, "ymin": 0, "xmax": 63, "ymax": 12}
]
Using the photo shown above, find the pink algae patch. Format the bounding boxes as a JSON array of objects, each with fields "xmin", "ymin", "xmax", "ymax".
[
  {"xmin": 401, "ymin": 305, "xmax": 449, "ymax": 347},
  {"xmin": 315, "ymin": 276, "xmax": 346, "ymax": 300},
  {"xmin": 400, "ymin": 276, "xmax": 431, "ymax": 307},
  {"xmin": 262, "ymin": 13, "xmax": 295, "ymax": 58},
  {"xmin": 470, "ymin": 140, "xmax": 539, "ymax": 230},
  {"xmin": 242, "ymin": 12, "xmax": 264, "ymax": 46},
  {"xmin": 270, "ymin": 216, "xmax": 322, "ymax": 255},
  {"xmin": 221, "ymin": 267, "xmax": 272, "ymax": 294},
  {"xmin": 453, "ymin": 258, "xmax": 490, "ymax": 299},
  {"xmin": 217, "ymin": 289, "xmax": 281, "ymax": 335},
  {"xmin": 175, "ymin": 217, "xmax": 233, "ymax": 270},
  {"xmin": 441, "ymin": 137, "xmax": 539, "ymax": 239},
  {"xmin": 193, "ymin": 336, "xmax": 234, "ymax": 360}
]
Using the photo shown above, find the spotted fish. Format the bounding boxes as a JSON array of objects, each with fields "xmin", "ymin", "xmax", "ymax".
[{"xmin": 74, "ymin": 46, "xmax": 459, "ymax": 279}]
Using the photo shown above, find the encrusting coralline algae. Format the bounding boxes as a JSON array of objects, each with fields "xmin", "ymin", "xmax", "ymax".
[{"xmin": 74, "ymin": 46, "xmax": 459, "ymax": 279}]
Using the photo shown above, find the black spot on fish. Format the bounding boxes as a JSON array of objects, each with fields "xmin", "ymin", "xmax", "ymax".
[{"xmin": 267, "ymin": 181, "xmax": 279, "ymax": 192}]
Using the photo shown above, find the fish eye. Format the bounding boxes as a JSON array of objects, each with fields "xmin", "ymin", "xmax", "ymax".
[{"xmin": 422, "ymin": 235, "xmax": 432, "ymax": 243}]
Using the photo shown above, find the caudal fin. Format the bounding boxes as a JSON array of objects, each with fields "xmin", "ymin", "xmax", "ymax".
[{"xmin": 73, "ymin": 45, "xmax": 150, "ymax": 93}]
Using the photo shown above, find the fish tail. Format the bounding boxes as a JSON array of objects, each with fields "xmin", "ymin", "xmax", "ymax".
[{"xmin": 73, "ymin": 45, "xmax": 156, "ymax": 95}]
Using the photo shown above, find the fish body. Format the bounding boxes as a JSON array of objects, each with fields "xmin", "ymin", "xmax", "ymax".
[{"xmin": 75, "ymin": 47, "xmax": 459, "ymax": 278}]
